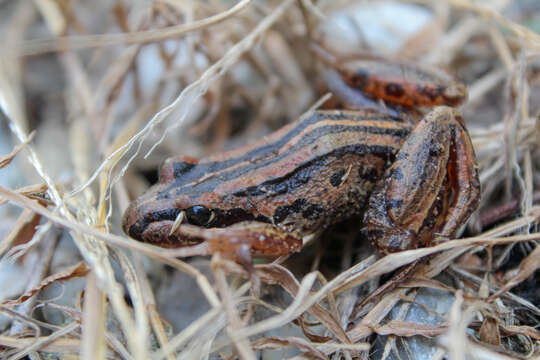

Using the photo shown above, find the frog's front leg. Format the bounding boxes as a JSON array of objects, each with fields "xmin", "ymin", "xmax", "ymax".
[
  {"xmin": 157, "ymin": 221, "xmax": 303, "ymax": 265},
  {"xmin": 365, "ymin": 106, "xmax": 480, "ymax": 253}
]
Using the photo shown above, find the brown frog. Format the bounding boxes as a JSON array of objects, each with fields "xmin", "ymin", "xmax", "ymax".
[{"xmin": 122, "ymin": 54, "xmax": 481, "ymax": 266}]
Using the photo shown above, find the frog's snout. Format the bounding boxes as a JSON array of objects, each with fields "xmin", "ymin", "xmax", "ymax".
[
  {"xmin": 123, "ymin": 192, "xmax": 185, "ymax": 242},
  {"xmin": 122, "ymin": 200, "xmax": 144, "ymax": 241}
]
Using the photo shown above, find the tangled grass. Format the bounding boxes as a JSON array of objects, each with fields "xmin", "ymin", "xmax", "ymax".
[{"xmin": 0, "ymin": 0, "xmax": 539, "ymax": 359}]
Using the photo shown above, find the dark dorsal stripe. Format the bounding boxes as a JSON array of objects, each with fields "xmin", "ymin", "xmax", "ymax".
[
  {"xmin": 165, "ymin": 111, "xmax": 405, "ymax": 187},
  {"xmin": 231, "ymin": 143, "xmax": 395, "ymax": 199},
  {"xmin": 161, "ymin": 122, "xmax": 409, "ymax": 199},
  {"xmin": 162, "ymin": 125, "xmax": 405, "ymax": 199}
]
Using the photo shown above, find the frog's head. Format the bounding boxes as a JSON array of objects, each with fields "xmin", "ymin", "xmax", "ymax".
[
  {"xmin": 122, "ymin": 190, "xmax": 218, "ymax": 247},
  {"xmin": 122, "ymin": 157, "xmax": 220, "ymax": 246}
]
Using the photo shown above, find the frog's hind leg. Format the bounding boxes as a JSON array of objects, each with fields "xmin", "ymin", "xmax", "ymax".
[
  {"xmin": 366, "ymin": 107, "xmax": 450, "ymax": 253},
  {"xmin": 414, "ymin": 110, "xmax": 481, "ymax": 246},
  {"xmin": 361, "ymin": 106, "xmax": 480, "ymax": 303},
  {"xmin": 365, "ymin": 106, "xmax": 480, "ymax": 253},
  {"xmin": 437, "ymin": 113, "xmax": 481, "ymax": 240}
]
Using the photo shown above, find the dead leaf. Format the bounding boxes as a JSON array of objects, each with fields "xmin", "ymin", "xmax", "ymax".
[
  {"xmin": 297, "ymin": 315, "xmax": 333, "ymax": 343},
  {"xmin": 3, "ymin": 262, "xmax": 90, "ymax": 306},
  {"xmin": 479, "ymin": 317, "xmax": 501, "ymax": 346},
  {"xmin": 0, "ymin": 208, "xmax": 41, "ymax": 257}
]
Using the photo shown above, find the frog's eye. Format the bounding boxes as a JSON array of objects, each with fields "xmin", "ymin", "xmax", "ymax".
[{"xmin": 185, "ymin": 205, "xmax": 215, "ymax": 226}]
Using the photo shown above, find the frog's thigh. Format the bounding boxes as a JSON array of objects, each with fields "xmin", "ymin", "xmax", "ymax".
[
  {"xmin": 438, "ymin": 113, "xmax": 481, "ymax": 239},
  {"xmin": 365, "ymin": 107, "xmax": 478, "ymax": 253}
]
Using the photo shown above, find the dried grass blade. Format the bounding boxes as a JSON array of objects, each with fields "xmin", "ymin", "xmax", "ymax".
[
  {"xmin": 332, "ymin": 233, "xmax": 540, "ymax": 295},
  {"xmin": 71, "ymin": 0, "xmax": 296, "ymax": 197},
  {"xmin": 251, "ymin": 336, "xmax": 328, "ymax": 360},
  {"xmin": 489, "ymin": 244, "xmax": 540, "ymax": 300},
  {"xmin": 81, "ymin": 271, "xmax": 107, "ymax": 360},
  {"xmin": 448, "ymin": 0, "xmax": 540, "ymax": 50},
  {"xmin": 257, "ymin": 264, "xmax": 351, "ymax": 344},
  {"xmin": 8, "ymin": 322, "xmax": 80, "ymax": 360},
  {"xmin": 499, "ymin": 324, "xmax": 540, "ymax": 340},
  {"xmin": 0, "ymin": 334, "xmax": 84, "ymax": 355},
  {"xmin": 214, "ymin": 257, "xmax": 256, "ymax": 360},
  {"xmin": 0, "ymin": 131, "xmax": 35, "ymax": 169},
  {"xmin": 0, "ymin": 184, "xmax": 49, "ymax": 207},
  {"xmin": 371, "ymin": 320, "xmax": 448, "ymax": 338},
  {"xmin": 0, "ymin": 185, "xmax": 221, "ymax": 308},
  {"xmin": 232, "ymin": 272, "xmax": 318, "ymax": 341},
  {"xmin": 21, "ymin": 0, "xmax": 253, "ymax": 55}
]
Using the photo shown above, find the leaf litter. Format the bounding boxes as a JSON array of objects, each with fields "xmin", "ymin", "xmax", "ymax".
[{"xmin": 0, "ymin": 0, "xmax": 539, "ymax": 359}]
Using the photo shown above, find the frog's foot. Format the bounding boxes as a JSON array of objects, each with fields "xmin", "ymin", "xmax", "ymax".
[
  {"xmin": 365, "ymin": 106, "xmax": 481, "ymax": 254},
  {"xmin": 312, "ymin": 42, "xmax": 468, "ymax": 110}
]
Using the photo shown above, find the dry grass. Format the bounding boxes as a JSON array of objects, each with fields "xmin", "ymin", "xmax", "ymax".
[{"xmin": 0, "ymin": 0, "xmax": 539, "ymax": 359}]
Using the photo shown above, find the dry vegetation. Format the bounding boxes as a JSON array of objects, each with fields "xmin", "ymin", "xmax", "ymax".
[{"xmin": 0, "ymin": 0, "xmax": 539, "ymax": 359}]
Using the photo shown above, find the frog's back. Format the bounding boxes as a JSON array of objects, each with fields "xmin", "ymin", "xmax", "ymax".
[{"xmin": 154, "ymin": 110, "xmax": 411, "ymax": 233}]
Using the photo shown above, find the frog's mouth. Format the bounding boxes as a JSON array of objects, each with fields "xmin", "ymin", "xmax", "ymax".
[
  {"xmin": 123, "ymin": 207, "xmax": 213, "ymax": 248},
  {"xmin": 122, "ymin": 195, "xmax": 181, "ymax": 241}
]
